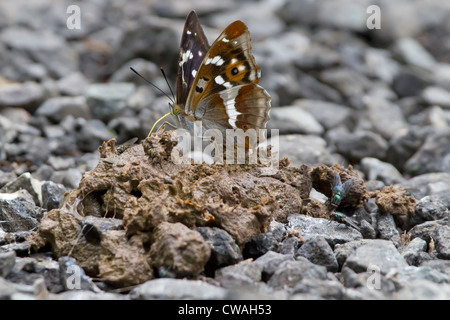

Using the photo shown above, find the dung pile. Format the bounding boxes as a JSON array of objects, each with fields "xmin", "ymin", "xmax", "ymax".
[{"xmin": 30, "ymin": 130, "xmax": 318, "ymax": 287}]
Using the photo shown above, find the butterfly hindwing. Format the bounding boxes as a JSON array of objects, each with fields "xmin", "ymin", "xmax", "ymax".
[
  {"xmin": 195, "ymin": 83, "xmax": 270, "ymax": 132},
  {"xmin": 176, "ymin": 11, "xmax": 210, "ymax": 105}
]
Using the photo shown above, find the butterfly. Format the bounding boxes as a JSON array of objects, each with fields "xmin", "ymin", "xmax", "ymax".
[{"xmin": 167, "ymin": 10, "xmax": 271, "ymax": 143}]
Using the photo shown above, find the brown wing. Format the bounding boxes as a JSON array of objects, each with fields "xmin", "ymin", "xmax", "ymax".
[
  {"xmin": 184, "ymin": 20, "xmax": 261, "ymax": 115},
  {"xmin": 195, "ymin": 83, "xmax": 270, "ymax": 132}
]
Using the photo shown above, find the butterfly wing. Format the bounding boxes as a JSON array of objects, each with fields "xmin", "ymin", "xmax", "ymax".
[
  {"xmin": 176, "ymin": 11, "xmax": 210, "ymax": 105},
  {"xmin": 194, "ymin": 83, "xmax": 270, "ymax": 132},
  {"xmin": 184, "ymin": 20, "xmax": 269, "ymax": 131}
]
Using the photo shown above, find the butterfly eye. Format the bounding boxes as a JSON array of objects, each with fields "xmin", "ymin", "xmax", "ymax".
[
  {"xmin": 242, "ymin": 124, "xmax": 249, "ymax": 130},
  {"xmin": 172, "ymin": 105, "xmax": 181, "ymax": 115},
  {"xmin": 231, "ymin": 67, "xmax": 239, "ymax": 75}
]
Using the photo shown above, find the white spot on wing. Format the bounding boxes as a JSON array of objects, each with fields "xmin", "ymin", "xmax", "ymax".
[
  {"xmin": 187, "ymin": 30, "xmax": 191, "ymax": 35},
  {"xmin": 214, "ymin": 75, "xmax": 225, "ymax": 85},
  {"xmin": 220, "ymin": 89, "xmax": 242, "ymax": 128},
  {"xmin": 222, "ymin": 38, "xmax": 229, "ymax": 42},
  {"xmin": 226, "ymin": 100, "xmax": 239, "ymax": 127},
  {"xmin": 226, "ymin": 103, "xmax": 242, "ymax": 118},
  {"xmin": 205, "ymin": 55, "xmax": 224, "ymax": 66},
  {"xmin": 192, "ymin": 69, "xmax": 197, "ymax": 77},
  {"xmin": 179, "ymin": 49, "xmax": 193, "ymax": 66},
  {"xmin": 211, "ymin": 56, "xmax": 221, "ymax": 65},
  {"xmin": 248, "ymin": 68, "xmax": 259, "ymax": 81},
  {"xmin": 197, "ymin": 78, "xmax": 207, "ymax": 90},
  {"xmin": 214, "ymin": 76, "xmax": 232, "ymax": 89}
]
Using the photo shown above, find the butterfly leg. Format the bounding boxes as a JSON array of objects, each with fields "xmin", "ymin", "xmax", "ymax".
[
  {"xmin": 160, "ymin": 121, "xmax": 178, "ymax": 130},
  {"xmin": 151, "ymin": 121, "xmax": 178, "ymax": 134}
]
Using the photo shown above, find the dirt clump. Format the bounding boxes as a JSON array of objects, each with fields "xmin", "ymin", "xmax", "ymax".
[
  {"xmin": 30, "ymin": 130, "xmax": 312, "ymax": 287},
  {"xmin": 372, "ymin": 185, "xmax": 417, "ymax": 230},
  {"xmin": 309, "ymin": 164, "xmax": 369, "ymax": 212},
  {"xmin": 373, "ymin": 185, "xmax": 416, "ymax": 216},
  {"xmin": 150, "ymin": 222, "xmax": 211, "ymax": 278}
]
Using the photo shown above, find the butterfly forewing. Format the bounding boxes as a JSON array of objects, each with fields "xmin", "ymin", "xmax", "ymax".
[
  {"xmin": 176, "ymin": 11, "xmax": 210, "ymax": 105},
  {"xmin": 186, "ymin": 20, "xmax": 261, "ymax": 113}
]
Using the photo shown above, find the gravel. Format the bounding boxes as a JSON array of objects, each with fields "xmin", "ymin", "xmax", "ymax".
[{"xmin": 0, "ymin": 0, "xmax": 449, "ymax": 300}]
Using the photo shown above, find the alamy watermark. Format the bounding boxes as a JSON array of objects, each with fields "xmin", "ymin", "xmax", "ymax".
[
  {"xmin": 66, "ymin": 5, "xmax": 81, "ymax": 30},
  {"xmin": 66, "ymin": 4, "xmax": 381, "ymax": 31},
  {"xmin": 367, "ymin": 5, "xmax": 381, "ymax": 29},
  {"xmin": 65, "ymin": 265, "xmax": 82, "ymax": 290},
  {"xmin": 170, "ymin": 121, "xmax": 279, "ymax": 170},
  {"xmin": 366, "ymin": 264, "xmax": 381, "ymax": 290}
]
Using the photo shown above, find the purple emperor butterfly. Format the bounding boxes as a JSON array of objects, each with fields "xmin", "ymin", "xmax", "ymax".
[{"xmin": 168, "ymin": 10, "xmax": 271, "ymax": 142}]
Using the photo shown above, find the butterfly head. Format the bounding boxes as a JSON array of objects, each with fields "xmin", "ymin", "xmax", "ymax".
[{"xmin": 171, "ymin": 104, "xmax": 182, "ymax": 116}]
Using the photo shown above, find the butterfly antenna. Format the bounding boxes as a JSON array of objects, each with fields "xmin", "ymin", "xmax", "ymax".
[
  {"xmin": 129, "ymin": 67, "xmax": 175, "ymax": 104},
  {"xmin": 160, "ymin": 67, "xmax": 176, "ymax": 102}
]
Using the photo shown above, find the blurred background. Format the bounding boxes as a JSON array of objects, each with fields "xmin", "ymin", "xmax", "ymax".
[{"xmin": 0, "ymin": 0, "xmax": 449, "ymax": 191}]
